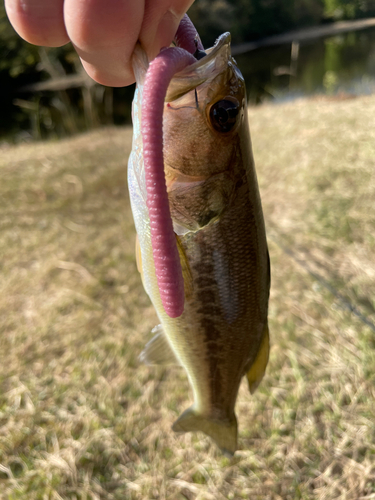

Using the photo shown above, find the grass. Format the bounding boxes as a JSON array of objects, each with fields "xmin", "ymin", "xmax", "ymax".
[{"xmin": 0, "ymin": 94, "xmax": 375, "ymax": 499}]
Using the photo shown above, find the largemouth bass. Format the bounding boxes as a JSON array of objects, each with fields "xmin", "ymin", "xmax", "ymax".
[{"xmin": 128, "ymin": 16, "xmax": 270, "ymax": 455}]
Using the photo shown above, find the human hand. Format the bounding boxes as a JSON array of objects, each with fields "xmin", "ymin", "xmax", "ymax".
[{"xmin": 4, "ymin": 0, "xmax": 195, "ymax": 86}]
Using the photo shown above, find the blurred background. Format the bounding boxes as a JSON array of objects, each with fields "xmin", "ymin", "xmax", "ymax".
[{"xmin": 1, "ymin": 0, "xmax": 375, "ymax": 142}]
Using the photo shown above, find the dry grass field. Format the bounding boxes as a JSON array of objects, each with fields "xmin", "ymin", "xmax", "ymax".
[{"xmin": 1, "ymin": 94, "xmax": 375, "ymax": 500}]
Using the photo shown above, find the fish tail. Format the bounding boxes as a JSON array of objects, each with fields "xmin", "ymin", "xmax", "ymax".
[{"xmin": 172, "ymin": 407, "xmax": 237, "ymax": 456}]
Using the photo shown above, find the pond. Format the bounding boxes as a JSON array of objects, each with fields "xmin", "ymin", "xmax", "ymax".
[
  {"xmin": 234, "ymin": 26, "xmax": 375, "ymax": 104},
  {"xmin": 5, "ymin": 25, "xmax": 375, "ymax": 141}
]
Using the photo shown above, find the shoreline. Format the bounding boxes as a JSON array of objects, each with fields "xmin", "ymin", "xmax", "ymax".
[{"xmin": 231, "ymin": 17, "xmax": 375, "ymax": 55}]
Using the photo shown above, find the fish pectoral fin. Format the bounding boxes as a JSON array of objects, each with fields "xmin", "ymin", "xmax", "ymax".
[
  {"xmin": 175, "ymin": 234, "xmax": 194, "ymax": 299},
  {"xmin": 246, "ymin": 323, "xmax": 270, "ymax": 394},
  {"xmin": 172, "ymin": 407, "xmax": 237, "ymax": 456},
  {"xmin": 139, "ymin": 325, "xmax": 180, "ymax": 366}
]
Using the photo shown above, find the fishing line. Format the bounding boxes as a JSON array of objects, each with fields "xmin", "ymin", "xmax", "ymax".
[{"xmin": 269, "ymin": 233, "xmax": 375, "ymax": 333}]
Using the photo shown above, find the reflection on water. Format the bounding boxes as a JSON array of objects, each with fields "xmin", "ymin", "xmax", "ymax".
[{"xmin": 235, "ymin": 27, "xmax": 375, "ymax": 103}]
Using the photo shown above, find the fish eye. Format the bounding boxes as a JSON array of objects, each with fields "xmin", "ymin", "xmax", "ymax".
[{"xmin": 209, "ymin": 98, "xmax": 240, "ymax": 133}]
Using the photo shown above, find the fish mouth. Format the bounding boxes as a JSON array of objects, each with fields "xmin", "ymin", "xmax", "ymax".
[{"xmin": 165, "ymin": 32, "xmax": 232, "ymax": 102}]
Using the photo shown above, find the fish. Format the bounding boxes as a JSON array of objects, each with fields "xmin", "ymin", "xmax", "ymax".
[{"xmin": 127, "ymin": 16, "xmax": 270, "ymax": 455}]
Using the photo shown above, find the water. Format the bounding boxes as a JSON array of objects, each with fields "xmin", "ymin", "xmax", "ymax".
[{"xmin": 235, "ymin": 27, "xmax": 375, "ymax": 104}]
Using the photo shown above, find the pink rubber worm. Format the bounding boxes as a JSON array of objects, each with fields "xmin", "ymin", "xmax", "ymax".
[{"xmin": 141, "ymin": 15, "xmax": 204, "ymax": 318}]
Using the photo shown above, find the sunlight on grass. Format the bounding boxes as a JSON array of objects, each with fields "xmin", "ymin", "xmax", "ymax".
[{"xmin": 1, "ymin": 95, "xmax": 375, "ymax": 499}]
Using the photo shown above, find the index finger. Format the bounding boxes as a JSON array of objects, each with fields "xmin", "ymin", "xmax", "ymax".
[
  {"xmin": 5, "ymin": 0, "xmax": 69, "ymax": 46},
  {"xmin": 64, "ymin": 0, "xmax": 144, "ymax": 86}
]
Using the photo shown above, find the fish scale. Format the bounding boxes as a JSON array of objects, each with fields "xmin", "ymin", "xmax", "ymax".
[
  {"xmin": 128, "ymin": 25, "xmax": 270, "ymax": 454},
  {"xmin": 175, "ymin": 188, "xmax": 267, "ymax": 397}
]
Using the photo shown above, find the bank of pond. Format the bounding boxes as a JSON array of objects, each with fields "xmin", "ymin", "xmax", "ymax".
[{"xmin": 3, "ymin": 25, "xmax": 375, "ymax": 141}]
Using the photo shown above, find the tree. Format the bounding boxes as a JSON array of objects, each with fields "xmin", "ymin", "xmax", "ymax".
[
  {"xmin": 189, "ymin": 0, "xmax": 325, "ymax": 45},
  {"xmin": 323, "ymin": 0, "xmax": 375, "ymax": 19}
]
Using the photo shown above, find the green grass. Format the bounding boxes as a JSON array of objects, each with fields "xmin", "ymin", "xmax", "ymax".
[{"xmin": 1, "ymin": 95, "xmax": 375, "ymax": 499}]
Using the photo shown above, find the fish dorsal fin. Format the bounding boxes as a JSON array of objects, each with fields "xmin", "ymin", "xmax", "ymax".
[
  {"xmin": 246, "ymin": 323, "xmax": 270, "ymax": 394},
  {"xmin": 139, "ymin": 325, "xmax": 180, "ymax": 366}
]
